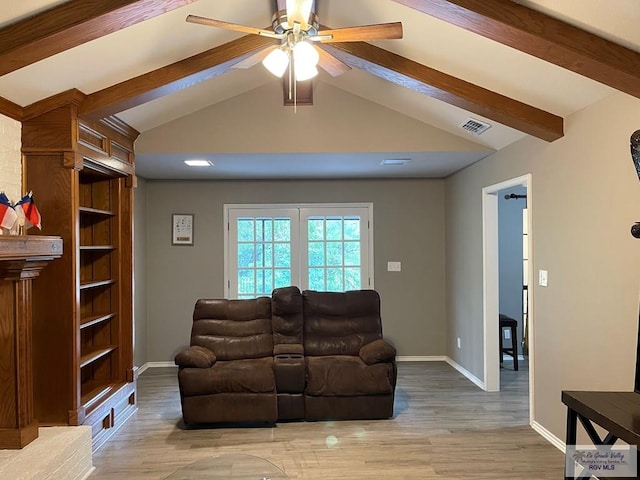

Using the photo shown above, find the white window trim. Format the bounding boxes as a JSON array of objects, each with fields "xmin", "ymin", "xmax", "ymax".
[{"xmin": 223, "ymin": 203, "xmax": 374, "ymax": 299}]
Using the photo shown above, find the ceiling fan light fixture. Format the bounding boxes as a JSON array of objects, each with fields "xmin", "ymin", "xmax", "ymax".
[
  {"xmin": 294, "ymin": 63, "xmax": 318, "ymax": 81},
  {"xmin": 292, "ymin": 40, "xmax": 319, "ymax": 81},
  {"xmin": 262, "ymin": 47, "xmax": 290, "ymax": 77}
]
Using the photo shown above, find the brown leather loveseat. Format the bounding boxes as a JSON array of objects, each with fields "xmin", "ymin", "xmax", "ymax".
[{"xmin": 175, "ymin": 286, "xmax": 396, "ymax": 425}]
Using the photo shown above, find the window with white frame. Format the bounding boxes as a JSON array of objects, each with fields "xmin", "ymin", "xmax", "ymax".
[{"xmin": 225, "ymin": 204, "xmax": 373, "ymax": 299}]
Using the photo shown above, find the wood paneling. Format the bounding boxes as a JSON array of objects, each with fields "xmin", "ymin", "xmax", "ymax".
[
  {"xmin": 0, "ymin": 0, "xmax": 200, "ymax": 76},
  {"xmin": 392, "ymin": 0, "xmax": 640, "ymax": 100},
  {"xmin": 322, "ymin": 41, "xmax": 564, "ymax": 142}
]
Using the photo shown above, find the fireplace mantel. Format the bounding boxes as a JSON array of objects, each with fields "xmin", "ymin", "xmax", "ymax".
[{"xmin": 0, "ymin": 235, "xmax": 63, "ymax": 449}]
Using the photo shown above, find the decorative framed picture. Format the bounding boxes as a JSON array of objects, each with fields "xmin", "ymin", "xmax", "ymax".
[{"xmin": 172, "ymin": 214, "xmax": 194, "ymax": 245}]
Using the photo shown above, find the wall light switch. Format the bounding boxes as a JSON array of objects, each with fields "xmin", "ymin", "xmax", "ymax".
[
  {"xmin": 387, "ymin": 261, "xmax": 402, "ymax": 272},
  {"xmin": 538, "ymin": 269, "xmax": 548, "ymax": 287}
]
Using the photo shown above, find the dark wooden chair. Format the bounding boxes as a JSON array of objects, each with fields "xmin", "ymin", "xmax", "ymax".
[{"xmin": 499, "ymin": 314, "xmax": 518, "ymax": 371}]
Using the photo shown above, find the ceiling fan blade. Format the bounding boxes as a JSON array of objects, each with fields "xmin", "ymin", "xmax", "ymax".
[
  {"xmin": 186, "ymin": 15, "xmax": 284, "ymax": 39},
  {"xmin": 316, "ymin": 47, "xmax": 351, "ymax": 77},
  {"xmin": 316, "ymin": 22, "xmax": 403, "ymax": 43},
  {"xmin": 286, "ymin": 0, "xmax": 314, "ymax": 30},
  {"xmin": 231, "ymin": 45, "xmax": 277, "ymax": 69}
]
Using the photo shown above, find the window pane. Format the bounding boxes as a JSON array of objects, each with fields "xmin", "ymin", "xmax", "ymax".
[
  {"xmin": 344, "ymin": 218, "xmax": 360, "ymax": 240},
  {"xmin": 308, "ymin": 218, "xmax": 324, "ymax": 241},
  {"xmin": 345, "ymin": 267, "xmax": 361, "ymax": 290},
  {"xmin": 238, "ymin": 243, "xmax": 255, "ymax": 268},
  {"xmin": 256, "ymin": 268, "xmax": 265, "ymax": 294},
  {"xmin": 309, "ymin": 267, "xmax": 325, "ymax": 290},
  {"xmin": 344, "ymin": 241, "xmax": 360, "ymax": 266},
  {"xmin": 264, "ymin": 243, "xmax": 273, "ymax": 268},
  {"xmin": 256, "ymin": 218, "xmax": 274, "ymax": 243},
  {"xmin": 274, "ymin": 269, "xmax": 291, "ymax": 288},
  {"xmin": 308, "ymin": 241, "xmax": 324, "ymax": 267},
  {"xmin": 238, "ymin": 269, "xmax": 255, "ymax": 294},
  {"xmin": 326, "ymin": 268, "xmax": 343, "ymax": 292},
  {"xmin": 264, "ymin": 269, "xmax": 274, "ymax": 293},
  {"xmin": 326, "ymin": 218, "xmax": 343, "ymax": 240},
  {"xmin": 326, "ymin": 242, "xmax": 343, "ymax": 266},
  {"xmin": 274, "ymin": 243, "xmax": 291, "ymax": 267},
  {"xmin": 274, "ymin": 219, "xmax": 290, "ymax": 242},
  {"xmin": 255, "ymin": 243, "xmax": 264, "ymax": 267},
  {"xmin": 237, "ymin": 219, "xmax": 254, "ymax": 242}
]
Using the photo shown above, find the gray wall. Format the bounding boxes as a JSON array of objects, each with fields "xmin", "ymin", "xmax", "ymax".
[
  {"xmin": 445, "ymin": 92, "xmax": 640, "ymax": 441},
  {"xmin": 499, "ymin": 185, "xmax": 527, "ymax": 343},
  {"xmin": 134, "ymin": 177, "xmax": 148, "ymax": 367},
  {"xmin": 144, "ymin": 178, "xmax": 446, "ymax": 361}
]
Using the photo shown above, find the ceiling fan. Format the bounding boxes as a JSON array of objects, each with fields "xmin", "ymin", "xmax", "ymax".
[{"xmin": 186, "ymin": 0, "xmax": 403, "ymax": 81}]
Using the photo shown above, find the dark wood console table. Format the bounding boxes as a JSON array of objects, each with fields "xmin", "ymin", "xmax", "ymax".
[
  {"xmin": 0, "ymin": 236, "xmax": 63, "ymax": 449},
  {"xmin": 562, "ymin": 390, "xmax": 640, "ymax": 479}
]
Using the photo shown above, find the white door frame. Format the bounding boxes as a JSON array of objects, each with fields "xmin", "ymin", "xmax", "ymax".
[{"xmin": 482, "ymin": 174, "xmax": 534, "ymax": 422}]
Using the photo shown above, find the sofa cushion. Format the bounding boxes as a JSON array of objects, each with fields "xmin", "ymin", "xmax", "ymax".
[
  {"xmin": 359, "ymin": 339, "xmax": 396, "ymax": 365},
  {"xmin": 303, "ymin": 290, "xmax": 383, "ymax": 356},
  {"xmin": 190, "ymin": 298, "xmax": 273, "ymax": 361},
  {"xmin": 175, "ymin": 345, "xmax": 217, "ymax": 368},
  {"xmin": 305, "ymin": 355, "xmax": 394, "ymax": 396},
  {"xmin": 179, "ymin": 357, "xmax": 275, "ymax": 396}
]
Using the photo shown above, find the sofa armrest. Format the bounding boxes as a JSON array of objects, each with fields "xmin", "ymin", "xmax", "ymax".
[
  {"xmin": 359, "ymin": 339, "xmax": 396, "ymax": 365},
  {"xmin": 274, "ymin": 343, "xmax": 304, "ymax": 356},
  {"xmin": 174, "ymin": 345, "xmax": 216, "ymax": 368}
]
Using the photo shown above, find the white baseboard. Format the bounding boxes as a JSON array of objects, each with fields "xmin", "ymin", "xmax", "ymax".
[
  {"xmin": 137, "ymin": 361, "xmax": 176, "ymax": 375},
  {"xmin": 531, "ymin": 420, "xmax": 565, "ymax": 453},
  {"xmin": 444, "ymin": 357, "xmax": 486, "ymax": 390},
  {"xmin": 396, "ymin": 356, "xmax": 447, "ymax": 362}
]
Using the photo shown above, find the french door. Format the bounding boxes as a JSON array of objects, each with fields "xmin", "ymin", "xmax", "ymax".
[{"xmin": 225, "ymin": 204, "xmax": 373, "ymax": 299}]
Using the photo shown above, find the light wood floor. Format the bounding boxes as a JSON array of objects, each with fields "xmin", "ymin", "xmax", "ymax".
[{"xmin": 89, "ymin": 360, "xmax": 564, "ymax": 479}]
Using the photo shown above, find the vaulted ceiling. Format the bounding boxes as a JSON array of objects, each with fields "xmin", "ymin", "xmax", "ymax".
[{"xmin": 1, "ymin": 1, "xmax": 639, "ymax": 178}]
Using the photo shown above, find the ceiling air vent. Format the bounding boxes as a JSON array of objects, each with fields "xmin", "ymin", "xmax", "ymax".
[{"xmin": 459, "ymin": 118, "xmax": 491, "ymax": 135}]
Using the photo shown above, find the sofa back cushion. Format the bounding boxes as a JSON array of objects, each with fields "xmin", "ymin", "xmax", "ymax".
[
  {"xmin": 271, "ymin": 286, "xmax": 304, "ymax": 347},
  {"xmin": 191, "ymin": 297, "xmax": 273, "ymax": 361},
  {"xmin": 303, "ymin": 290, "xmax": 382, "ymax": 356}
]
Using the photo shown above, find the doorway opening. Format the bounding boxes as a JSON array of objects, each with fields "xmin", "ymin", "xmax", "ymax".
[{"xmin": 482, "ymin": 174, "xmax": 533, "ymax": 423}]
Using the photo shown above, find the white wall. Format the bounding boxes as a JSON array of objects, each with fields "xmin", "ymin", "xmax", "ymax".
[
  {"xmin": 445, "ymin": 92, "xmax": 640, "ymax": 440},
  {"xmin": 0, "ymin": 113, "xmax": 21, "ymax": 203}
]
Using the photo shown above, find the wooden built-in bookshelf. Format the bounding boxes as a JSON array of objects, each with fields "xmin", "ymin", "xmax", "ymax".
[{"xmin": 22, "ymin": 99, "xmax": 138, "ymax": 449}]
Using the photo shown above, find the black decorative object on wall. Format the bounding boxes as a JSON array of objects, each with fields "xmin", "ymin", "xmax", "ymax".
[
  {"xmin": 631, "ymin": 129, "xmax": 640, "ymax": 180},
  {"xmin": 631, "ymin": 129, "xmax": 640, "ymax": 394},
  {"xmin": 631, "ymin": 130, "xmax": 640, "ymax": 239}
]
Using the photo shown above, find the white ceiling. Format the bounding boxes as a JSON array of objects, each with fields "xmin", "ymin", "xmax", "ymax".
[{"xmin": 1, "ymin": 0, "xmax": 638, "ymax": 179}]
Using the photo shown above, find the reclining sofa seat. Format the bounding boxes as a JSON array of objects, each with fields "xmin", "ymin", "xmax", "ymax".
[
  {"xmin": 175, "ymin": 297, "xmax": 277, "ymax": 424},
  {"xmin": 302, "ymin": 289, "xmax": 397, "ymax": 420},
  {"xmin": 175, "ymin": 287, "xmax": 397, "ymax": 425}
]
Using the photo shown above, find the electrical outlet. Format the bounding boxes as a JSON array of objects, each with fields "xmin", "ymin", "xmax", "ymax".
[
  {"xmin": 504, "ymin": 329, "xmax": 510, "ymax": 340},
  {"xmin": 457, "ymin": 337, "xmax": 461, "ymax": 349}
]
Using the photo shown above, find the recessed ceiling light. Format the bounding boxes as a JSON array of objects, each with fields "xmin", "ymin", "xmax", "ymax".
[
  {"xmin": 380, "ymin": 158, "xmax": 411, "ymax": 166},
  {"xmin": 184, "ymin": 160, "xmax": 213, "ymax": 167}
]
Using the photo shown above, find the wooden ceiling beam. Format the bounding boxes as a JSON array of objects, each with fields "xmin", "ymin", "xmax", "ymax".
[
  {"xmin": 322, "ymin": 42, "xmax": 563, "ymax": 142},
  {"xmin": 0, "ymin": 97, "xmax": 24, "ymax": 121},
  {"xmin": 0, "ymin": 0, "xmax": 200, "ymax": 76},
  {"xmin": 392, "ymin": 0, "xmax": 640, "ymax": 99},
  {"xmin": 79, "ymin": 35, "xmax": 277, "ymax": 120}
]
